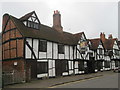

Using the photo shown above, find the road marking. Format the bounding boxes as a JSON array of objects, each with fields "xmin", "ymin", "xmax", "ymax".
[{"xmin": 48, "ymin": 76, "xmax": 102, "ymax": 88}]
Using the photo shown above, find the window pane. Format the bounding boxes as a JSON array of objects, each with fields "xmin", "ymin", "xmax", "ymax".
[
  {"xmin": 78, "ymin": 61, "xmax": 84, "ymax": 71},
  {"xmin": 39, "ymin": 40, "xmax": 47, "ymax": 52},
  {"xmin": 37, "ymin": 62, "xmax": 48, "ymax": 74},
  {"xmin": 28, "ymin": 21, "xmax": 30, "ymax": 27},
  {"xmin": 99, "ymin": 48, "xmax": 102, "ymax": 54},
  {"xmin": 58, "ymin": 44, "xmax": 64, "ymax": 54}
]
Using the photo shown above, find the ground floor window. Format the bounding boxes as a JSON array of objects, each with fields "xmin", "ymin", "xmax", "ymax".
[
  {"xmin": 62, "ymin": 60, "xmax": 68, "ymax": 72},
  {"xmin": 115, "ymin": 61, "xmax": 118, "ymax": 67},
  {"xmin": 78, "ymin": 60, "xmax": 84, "ymax": 71},
  {"xmin": 104, "ymin": 61, "xmax": 110, "ymax": 68},
  {"xmin": 37, "ymin": 62, "xmax": 48, "ymax": 74},
  {"xmin": 97, "ymin": 61, "xmax": 103, "ymax": 69},
  {"xmin": 95, "ymin": 61, "xmax": 98, "ymax": 69}
]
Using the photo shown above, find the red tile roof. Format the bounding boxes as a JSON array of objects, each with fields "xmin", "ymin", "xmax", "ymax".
[
  {"xmin": 89, "ymin": 38, "xmax": 101, "ymax": 50},
  {"xmin": 102, "ymin": 39, "xmax": 116, "ymax": 50}
]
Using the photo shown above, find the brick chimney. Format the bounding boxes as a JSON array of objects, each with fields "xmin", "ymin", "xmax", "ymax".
[
  {"xmin": 100, "ymin": 32, "xmax": 106, "ymax": 42},
  {"xmin": 108, "ymin": 34, "xmax": 113, "ymax": 39},
  {"xmin": 52, "ymin": 10, "xmax": 63, "ymax": 32}
]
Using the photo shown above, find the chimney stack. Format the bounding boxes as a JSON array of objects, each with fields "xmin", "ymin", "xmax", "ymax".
[
  {"xmin": 108, "ymin": 34, "xmax": 113, "ymax": 39},
  {"xmin": 52, "ymin": 10, "xmax": 63, "ymax": 32},
  {"xmin": 100, "ymin": 32, "xmax": 106, "ymax": 42}
]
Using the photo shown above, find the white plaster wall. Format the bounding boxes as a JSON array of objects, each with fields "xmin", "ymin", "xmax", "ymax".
[
  {"xmin": 69, "ymin": 70, "xmax": 73, "ymax": 75},
  {"xmin": 48, "ymin": 60, "xmax": 55, "ymax": 77},
  {"xmin": 39, "ymin": 52, "xmax": 46, "ymax": 59},
  {"xmin": 62, "ymin": 72, "xmax": 68, "ymax": 76},
  {"xmin": 37, "ymin": 73, "xmax": 48, "ymax": 78},
  {"xmin": 33, "ymin": 39, "xmax": 38, "ymax": 59},
  {"xmin": 68, "ymin": 61, "xmax": 72, "ymax": 69},
  {"xmin": 25, "ymin": 38, "xmax": 32, "ymax": 58},
  {"xmin": 74, "ymin": 46, "xmax": 76, "ymax": 59},
  {"xmin": 65, "ymin": 45, "xmax": 69, "ymax": 59},
  {"xmin": 75, "ymin": 61, "xmax": 78, "ymax": 68},
  {"xmin": 58, "ymin": 54, "xmax": 64, "ymax": 59},
  {"xmin": 47, "ymin": 41, "xmax": 52, "ymax": 58},
  {"xmin": 77, "ymin": 45, "xmax": 80, "ymax": 59},
  {"xmin": 70, "ymin": 46, "xmax": 73, "ymax": 60},
  {"xmin": 71, "ymin": 61, "xmax": 74, "ymax": 69},
  {"xmin": 53, "ymin": 43, "xmax": 58, "ymax": 59},
  {"xmin": 75, "ymin": 69, "xmax": 78, "ymax": 74}
]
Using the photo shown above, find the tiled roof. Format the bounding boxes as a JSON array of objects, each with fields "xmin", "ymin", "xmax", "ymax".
[
  {"xmin": 89, "ymin": 38, "xmax": 101, "ymax": 50},
  {"xmin": 102, "ymin": 39, "xmax": 115, "ymax": 50},
  {"xmin": 8, "ymin": 13, "xmax": 83, "ymax": 45},
  {"xmin": 20, "ymin": 11, "xmax": 35, "ymax": 21},
  {"xmin": 89, "ymin": 38, "xmax": 117, "ymax": 50}
]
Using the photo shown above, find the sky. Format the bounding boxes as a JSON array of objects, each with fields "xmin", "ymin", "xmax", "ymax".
[{"xmin": 0, "ymin": 0, "xmax": 119, "ymax": 39}]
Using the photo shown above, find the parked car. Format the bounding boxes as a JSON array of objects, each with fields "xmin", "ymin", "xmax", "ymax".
[{"xmin": 113, "ymin": 68, "xmax": 120, "ymax": 73}]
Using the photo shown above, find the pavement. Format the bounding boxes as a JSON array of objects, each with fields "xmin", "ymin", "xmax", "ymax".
[{"xmin": 4, "ymin": 70, "xmax": 114, "ymax": 88}]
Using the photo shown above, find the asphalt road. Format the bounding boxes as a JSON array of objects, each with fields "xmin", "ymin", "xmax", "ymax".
[{"xmin": 51, "ymin": 73, "xmax": 119, "ymax": 88}]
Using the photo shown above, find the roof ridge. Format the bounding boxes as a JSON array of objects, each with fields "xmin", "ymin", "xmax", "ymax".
[
  {"xmin": 74, "ymin": 32, "xmax": 84, "ymax": 35},
  {"xmin": 19, "ymin": 11, "xmax": 35, "ymax": 21}
]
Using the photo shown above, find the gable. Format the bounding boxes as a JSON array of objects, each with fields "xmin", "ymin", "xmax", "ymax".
[
  {"xmin": 113, "ymin": 40, "xmax": 119, "ymax": 49},
  {"xmin": 80, "ymin": 33, "xmax": 86, "ymax": 42},
  {"xmin": 28, "ymin": 13, "xmax": 39, "ymax": 23},
  {"xmin": 98, "ymin": 41, "xmax": 104, "ymax": 49},
  {"xmin": 4, "ymin": 19, "xmax": 16, "ymax": 32},
  {"xmin": 78, "ymin": 33, "xmax": 86, "ymax": 43},
  {"xmin": 2, "ymin": 16, "xmax": 23, "ymax": 43},
  {"xmin": 2, "ymin": 14, "xmax": 10, "ymax": 31},
  {"xmin": 20, "ymin": 11, "xmax": 40, "ymax": 29}
]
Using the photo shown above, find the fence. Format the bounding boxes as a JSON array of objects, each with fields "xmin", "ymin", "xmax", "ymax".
[{"xmin": 2, "ymin": 70, "xmax": 26, "ymax": 86}]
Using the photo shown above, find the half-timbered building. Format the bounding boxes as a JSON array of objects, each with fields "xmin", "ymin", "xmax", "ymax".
[
  {"xmin": 75, "ymin": 33, "xmax": 96, "ymax": 74},
  {"xmin": 2, "ymin": 10, "xmax": 120, "ymax": 84},
  {"xmin": 107, "ymin": 36, "xmax": 120, "ymax": 70},
  {"xmin": 89, "ymin": 38, "xmax": 104, "ymax": 72},
  {"xmin": 2, "ymin": 11, "xmax": 89, "ymax": 81},
  {"xmin": 88, "ymin": 33, "xmax": 120, "ymax": 72},
  {"xmin": 99, "ymin": 33, "xmax": 120, "ymax": 70}
]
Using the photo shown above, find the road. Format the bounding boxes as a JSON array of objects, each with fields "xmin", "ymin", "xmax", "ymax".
[{"xmin": 50, "ymin": 73, "xmax": 119, "ymax": 88}]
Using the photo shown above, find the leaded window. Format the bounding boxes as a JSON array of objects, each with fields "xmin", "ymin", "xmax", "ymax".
[
  {"xmin": 39, "ymin": 40, "xmax": 47, "ymax": 52},
  {"xmin": 58, "ymin": 44, "xmax": 64, "ymax": 54}
]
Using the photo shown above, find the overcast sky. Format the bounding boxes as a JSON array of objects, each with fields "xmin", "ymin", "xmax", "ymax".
[{"xmin": 0, "ymin": 0, "xmax": 119, "ymax": 39}]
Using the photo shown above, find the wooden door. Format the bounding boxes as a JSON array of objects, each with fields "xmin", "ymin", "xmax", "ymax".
[
  {"xmin": 31, "ymin": 60, "xmax": 37, "ymax": 79},
  {"xmin": 26, "ymin": 60, "xmax": 37, "ymax": 80},
  {"xmin": 55, "ymin": 60, "xmax": 62, "ymax": 76},
  {"xmin": 87, "ymin": 57, "xmax": 95, "ymax": 73}
]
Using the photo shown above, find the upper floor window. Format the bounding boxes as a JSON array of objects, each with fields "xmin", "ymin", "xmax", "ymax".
[
  {"xmin": 27, "ymin": 21, "xmax": 39, "ymax": 29},
  {"xmin": 99, "ymin": 48, "xmax": 102, "ymax": 54},
  {"xmin": 58, "ymin": 44, "xmax": 64, "ymax": 54},
  {"xmin": 39, "ymin": 40, "xmax": 47, "ymax": 52},
  {"xmin": 89, "ymin": 52, "xmax": 93, "ymax": 57},
  {"xmin": 114, "ymin": 49, "xmax": 119, "ymax": 56}
]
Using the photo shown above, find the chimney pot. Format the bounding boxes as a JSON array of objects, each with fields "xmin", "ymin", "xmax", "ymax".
[
  {"xmin": 52, "ymin": 10, "xmax": 63, "ymax": 32},
  {"xmin": 100, "ymin": 32, "xmax": 106, "ymax": 42},
  {"xmin": 108, "ymin": 34, "xmax": 113, "ymax": 39}
]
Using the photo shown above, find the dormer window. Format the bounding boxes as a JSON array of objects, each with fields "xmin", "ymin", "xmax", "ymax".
[
  {"xmin": 21, "ymin": 11, "xmax": 40, "ymax": 30},
  {"xmin": 27, "ymin": 21, "xmax": 39, "ymax": 29}
]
